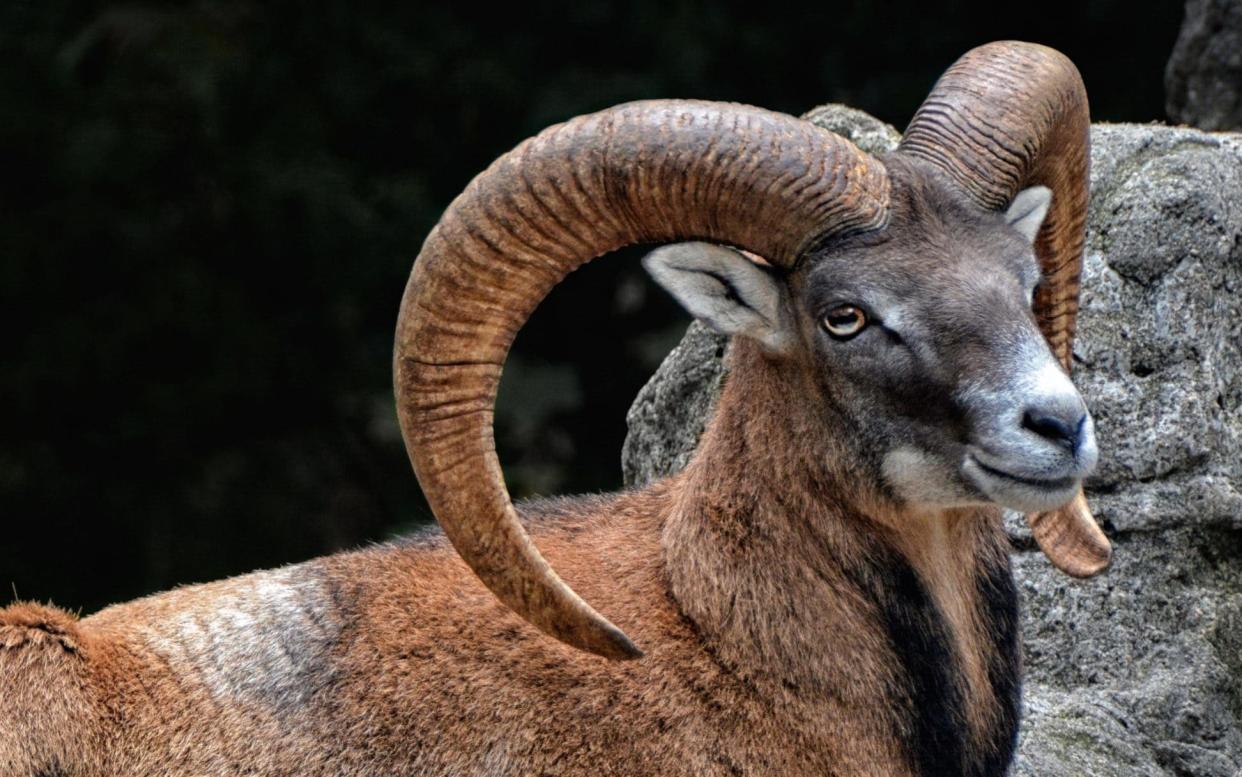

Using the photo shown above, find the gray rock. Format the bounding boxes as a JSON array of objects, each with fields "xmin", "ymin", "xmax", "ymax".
[
  {"xmin": 1166, "ymin": 0, "xmax": 1242, "ymax": 130},
  {"xmin": 799, "ymin": 103, "xmax": 903, "ymax": 155},
  {"xmin": 622, "ymin": 106, "xmax": 1242, "ymax": 774},
  {"xmin": 621, "ymin": 321, "xmax": 728, "ymax": 489}
]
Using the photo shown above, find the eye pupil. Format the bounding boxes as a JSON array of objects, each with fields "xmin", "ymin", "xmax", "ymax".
[{"xmin": 822, "ymin": 305, "xmax": 867, "ymax": 338}]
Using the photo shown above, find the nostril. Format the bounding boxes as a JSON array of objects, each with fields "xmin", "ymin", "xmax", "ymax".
[{"xmin": 1022, "ymin": 408, "xmax": 1082, "ymax": 449}]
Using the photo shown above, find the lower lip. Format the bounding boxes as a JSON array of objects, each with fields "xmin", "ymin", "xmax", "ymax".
[{"xmin": 971, "ymin": 458, "xmax": 1076, "ymax": 491}]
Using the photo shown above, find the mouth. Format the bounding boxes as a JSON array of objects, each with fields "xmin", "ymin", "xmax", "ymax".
[
  {"xmin": 970, "ymin": 458, "xmax": 1076, "ymax": 490},
  {"xmin": 963, "ymin": 453, "xmax": 1080, "ymax": 512}
]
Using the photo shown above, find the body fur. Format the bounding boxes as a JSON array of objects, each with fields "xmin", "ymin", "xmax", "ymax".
[{"xmin": 1, "ymin": 340, "xmax": 1019, "ymax": 777}]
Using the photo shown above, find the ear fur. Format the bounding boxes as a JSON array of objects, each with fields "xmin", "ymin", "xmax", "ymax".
[
  {"xmin": 1005, "ymin": 186, "xmax": 1052, "ymax": 244},
  {"xmin": 643, "ymin": 242, "xmax": 794, "ymax": 355}
]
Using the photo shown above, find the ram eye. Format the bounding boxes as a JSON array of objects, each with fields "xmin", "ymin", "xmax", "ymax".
[{"xmin": 822, "ymin": 304, "xmax": 868, "ymax": 339}]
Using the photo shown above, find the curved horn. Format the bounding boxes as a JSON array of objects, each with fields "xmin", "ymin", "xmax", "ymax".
[
  {"xmin": 396, "ymin": 100, "xmax": 890, "ymax": 659},
  {"xmin": 899, "ymin": 41, "xmax": 1110, "ymax": 577}
]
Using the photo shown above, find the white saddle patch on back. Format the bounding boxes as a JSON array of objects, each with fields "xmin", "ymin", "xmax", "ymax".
[{"xmin": 141, "ymin": 565, "xmax": 341, "ymax": 710}]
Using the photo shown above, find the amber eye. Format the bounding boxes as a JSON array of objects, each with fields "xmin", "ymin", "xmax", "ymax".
[{"xmin": 822, "ymin": 304, "xmax": 867, "ymax": 339}]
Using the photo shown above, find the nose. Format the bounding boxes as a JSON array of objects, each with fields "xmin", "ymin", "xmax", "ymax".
[{"xmin": 1022, "ymin": 405, "xmax": 1086, "ymax": 451}]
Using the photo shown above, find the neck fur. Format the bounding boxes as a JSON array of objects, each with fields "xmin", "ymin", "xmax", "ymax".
[{"xmin": 661, "ymin": 338, "xmax": 1007, "ymax": 697}]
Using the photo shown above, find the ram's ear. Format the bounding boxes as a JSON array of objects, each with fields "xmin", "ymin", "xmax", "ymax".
[
  {"xmin": 643, "ymin": 242, "xmax": 795, "ymax": 355},
  {"xmin": 1005, "ymin": 185, "xmax": 1052, "ymax": 244}
]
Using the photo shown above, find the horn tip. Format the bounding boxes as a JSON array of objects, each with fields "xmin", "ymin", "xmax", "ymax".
[
  {"xmin": 588, "ymin": 626, "xmax": 645, "ymax": 661},
  {"xmin": 1055, "ymin": 541, "xmax": 1112, "ymax": 579},
  {"xmin": 550, "ymin": 604, "xmax": 645, "ymax": 660},
  {"xmin": 612, "ymin": 640, "xmax": 646, "ymax": 661},
  {"xmin": 1041, "ymin": 528, "xmax": 1112, "ymax": 579},
  {"xmin": 1026, "ymin": 493, "xmax": 1113, "ymax": 579}
]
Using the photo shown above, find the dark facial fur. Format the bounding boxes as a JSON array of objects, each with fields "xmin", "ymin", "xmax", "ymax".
[{"xmin": 788, "ymin": 156, "xmax": 1094, "ymax": 514}]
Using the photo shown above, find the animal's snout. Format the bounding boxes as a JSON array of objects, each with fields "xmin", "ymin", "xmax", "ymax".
[
  {"xmin": 1014, "ymin": 373, "xmax": 1099, "ymax": 476},
  {"xmin": 1021, "ymin": 402, "xmax": 1086, "ymax": 453},
  {"xmin": 956, "ymin": 341, "xmax": 1099, "ymax": 512}
]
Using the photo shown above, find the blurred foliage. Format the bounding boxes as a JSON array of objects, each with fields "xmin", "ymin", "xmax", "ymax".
[{"xmin": 1, "ymin": 0, "xmax": 1183, "ymax": 612}]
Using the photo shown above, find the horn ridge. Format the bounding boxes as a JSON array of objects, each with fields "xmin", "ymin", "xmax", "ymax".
[{"xmin": 397, "ymin": 99, "xmax": 890, "ymax": 659}]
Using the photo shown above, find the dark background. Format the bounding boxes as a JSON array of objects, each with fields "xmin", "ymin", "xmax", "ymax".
[{"xmin": 2, "ymin": 1, "xmax": 1185, "ymax": 613}]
